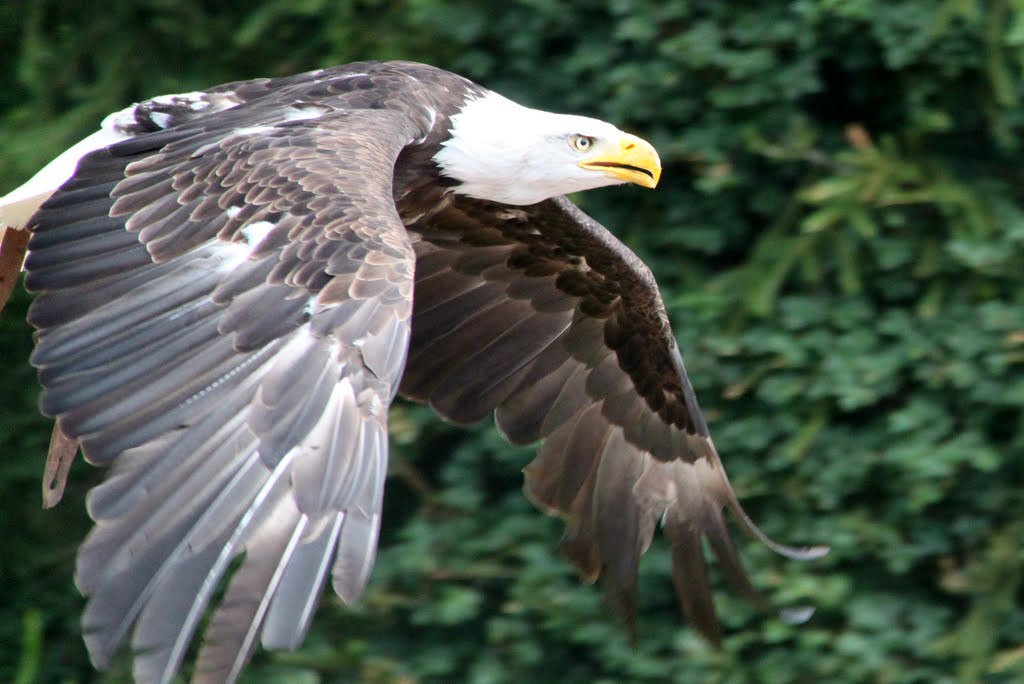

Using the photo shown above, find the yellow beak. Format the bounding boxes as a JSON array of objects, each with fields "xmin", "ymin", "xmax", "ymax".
[{"xmin": 577, "ymin": 132, "xmax": 661, "ymax": 189}]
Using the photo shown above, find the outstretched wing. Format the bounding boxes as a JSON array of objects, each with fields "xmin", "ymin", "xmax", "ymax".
[
  {"xmin": 401, "ymin": 195, "xmax": 826, "ymax": 642},
  {"xmin": 25, "ymin": 68, "xmax": 431, "ymax": 684}
]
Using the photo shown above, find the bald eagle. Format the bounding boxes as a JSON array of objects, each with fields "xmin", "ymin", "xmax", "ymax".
[{"xmin": 1, "ymin": 61, "xmax": 824, "ymax": 683}]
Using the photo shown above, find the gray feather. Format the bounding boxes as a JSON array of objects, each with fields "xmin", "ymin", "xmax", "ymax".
[
  {"xmin": 261, "ymin": 513, "xmax": 341, "ymax": 650},
  {"xmin": 128, "ymin": 461, "xmax": 294, "ymax": 684},
  {"xmin": 25, "ymin": 64, "xmax": 431, "ymax": 684},
  {"xmin": 193, "ymin": 500, "xmax": 306, "ymax": 684},
  {"xmin": 332, "ymin": 508, "xmax": 383, "ymax": 603}
]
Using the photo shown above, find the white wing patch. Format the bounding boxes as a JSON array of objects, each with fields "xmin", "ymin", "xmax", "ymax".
[
  {"xmin": 0, "ymin": 126, "xmax": 132, "ymax": 229},
  {"xmin": 149, "ymin": 112, "xmax": 173, "ymax": 129},
  {"xmin": 1, "ymin": 89, "xmax": 245, "ymax": 230},
  {"xmin": 150, "ymin": 91, "xmax": 218, "ymax": 109},
  {"xmin": 415, "ymin": 107, "xmax": 437, "ymax": 143},
  {"xmin": 232, "ymin": 125, "xmax": 277, "ymax": 138},
  {"xmin": 284, "ymin": 105, "xmax": 330, "ymax": 122},
  {"xmin": 212, "ymin": 241, "xmax": 250, "ymax": 273},
  {"xmin": 241, "ymin": 221, "xmax": 276, "ymax": 249},
  {"xmin": 213, "ymin": 219, "xmax": 278, "ymax": 273}
]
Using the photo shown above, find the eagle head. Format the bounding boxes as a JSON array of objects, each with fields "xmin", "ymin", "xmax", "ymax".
[{"xmin": 433, "ymin": 91, "xmax": 662, "ymax": 206}]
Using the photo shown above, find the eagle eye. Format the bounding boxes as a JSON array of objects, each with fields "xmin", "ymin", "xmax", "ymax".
[{"xmin": 570, "ymin": 134, "xmax": 594, "ymax": 152}]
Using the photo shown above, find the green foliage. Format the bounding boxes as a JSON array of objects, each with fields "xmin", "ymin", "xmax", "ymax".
[{"xmin": 2, "ymin": 0, "xmax": 1023, "ymax": 682}]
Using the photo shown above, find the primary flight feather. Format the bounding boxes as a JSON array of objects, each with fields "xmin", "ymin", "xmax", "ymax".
[{"xmin": 1, "ymin": 60, "xmax": 825, "ymax": 683}]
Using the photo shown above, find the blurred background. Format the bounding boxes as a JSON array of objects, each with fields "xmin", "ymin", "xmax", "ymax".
[{"xmin": 1, "ymin": 1, "xmax": 1022, "ymax": 682}]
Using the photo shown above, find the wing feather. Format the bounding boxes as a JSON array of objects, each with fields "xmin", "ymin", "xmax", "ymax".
[
  {"xmin": 260, "ymin": 513, "xmax": 340, "ymax": 650},
  {"xmin": 434, "ymin": 317, "xmax": 574, "ymax": 420},
  {"xmin": 26, "ymin": 62, "xmax": 437, "ymax": 684},
  {"xmin": 128, "ymin": 456, "xmax": 294, "ymax": 684},
  {"xmin": 193, "ymin": 498, "xmax": 308, "ymax": 684},
  {"xmin": 592, "ymin": 428, "xmax": 652, "ymax": 634},
  {"xmin": 402, "ymin": 195, "xmax": 827, "ymax": 640},
  {"xmin": 494, "ymin": 350, "xmax": 577, "ymax": 443}
]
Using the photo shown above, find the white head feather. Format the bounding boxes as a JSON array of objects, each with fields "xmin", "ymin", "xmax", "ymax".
[{"xmin": 433, "ymin": 91, "xmax": 659, "ymax": 206}]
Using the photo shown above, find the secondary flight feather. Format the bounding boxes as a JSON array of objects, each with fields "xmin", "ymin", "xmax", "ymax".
[{"xmin": 1, "ymin": 60, "xmax": 825, "ymax": 683}]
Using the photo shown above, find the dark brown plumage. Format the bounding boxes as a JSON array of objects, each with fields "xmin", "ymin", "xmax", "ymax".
[{"xmin": 11, "ymin": 60, "xmax": 825, "ymax": 683}]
